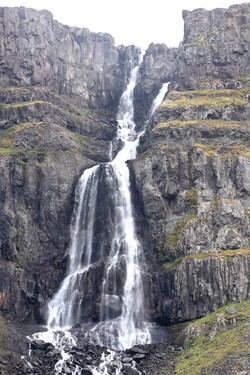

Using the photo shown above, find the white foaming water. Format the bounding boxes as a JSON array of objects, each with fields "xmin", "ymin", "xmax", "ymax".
[
  {"xmin": 47, "ymin": 165, "xmax": 100, "ymax": 329},
  {"xmin": 92, "ymin": 351, "xmax": 122, "ymax": 375},
  {"xmin": 148, "ymin": 82, "xmax": 169, "ymax": 119},
  {"xmin": 30, "ymin": 54, "xmax": 170, "ymax": 373},
  {"xmin": 116, "ymin": 57, "xmax": 142, "ymax": 143}
]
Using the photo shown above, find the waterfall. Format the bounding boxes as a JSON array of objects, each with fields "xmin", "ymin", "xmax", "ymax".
[
  {"xmin": 30, "ymin": 54, "xmax": 169, "ymax": 372},
  {"xmin": 47, "ymin": 56, "xmax": 151, "ymax": 350},
  {"xmin": 148, "ymin": 82, "xmax": 169, "ymax": 118}
]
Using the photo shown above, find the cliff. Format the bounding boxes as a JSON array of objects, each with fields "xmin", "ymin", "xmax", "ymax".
[
  {"xmin": 0, "ymin": 6, "xmax": 141, "ymax": 323},
  {"xmin": 0, "ymin": 3, "xmax": 250, "ymax": 374},
  {"xmin": 132, "ymin": 2, "xmax": 250, "ymax": 324}
]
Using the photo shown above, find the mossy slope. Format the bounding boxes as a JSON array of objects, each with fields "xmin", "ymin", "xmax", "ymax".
[{"xmin": 175, "ymin": 299, "xmax": 250, "ymax": 374}]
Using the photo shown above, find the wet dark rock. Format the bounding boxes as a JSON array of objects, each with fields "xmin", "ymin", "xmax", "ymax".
[
  {"xmin": 122, "ymin": 356, "xmax": 133, "ymax": 363},
  {"xmin": 81, "ymin": 368, "xmax": 93, "ymax": 375},
  {"xmin": 45, "ymin": 351, "xmax": 56, "ymax": 358},
  {"xmin": 133, "ymin": 353, "xmax": 145, "ymax": 361},
  {"xmin": 45, "ymin": 344, "xmax": 55, "ymax": 352},
  {"xmin": 127, "ymin": 347, "xmax": 149, "ymax": 355},
  {"xmin": 30, "ymin": 340, "xmax": 48, "ymax": 350}
]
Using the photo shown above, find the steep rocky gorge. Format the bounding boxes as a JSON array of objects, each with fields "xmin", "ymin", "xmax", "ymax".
[{"xmin": 0, "ymin": 3, "xmax": 250, "ymax": 374}]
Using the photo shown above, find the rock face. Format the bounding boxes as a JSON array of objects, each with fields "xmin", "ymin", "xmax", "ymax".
[
  {"xmin": 153, "ymin": 254, "xmax": 250, "ymax": 324},
  {"xmin": 134, "ymin": 43, "xmax": 177, "ymax": 127},
  {"xmin": 132, "ymin": 3, "xmax": 250, "ymax": 323},
  {"xmin": 0, "ymin": 2, "xmax": 250, "ymax": 335},
  {"xmin": 0, "ymin": 6, "xmax": 140, "ymax": 109},
  {"xmin": 178, "ymin": 4, "xmax": 250, "ymax": 89},
  {"xmin": 0, "ymin": 6, "xmax": 141, "ymax": 323}
]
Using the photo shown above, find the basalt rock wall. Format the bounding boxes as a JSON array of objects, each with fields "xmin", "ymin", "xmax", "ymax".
[
  {"xmin": 132, "ymin": 3, "xmax": 250, "ymax": 323},
  {"xmin": 0, "ymin": 5, "xmax": 141, "ymax": 323},
  {"xmin": 0, "ymin": 6, "xmax": 141, "ymax": 109},
  {"xmin": 1, "ymin": 3, "xmax": 250, "ymax": 327}
]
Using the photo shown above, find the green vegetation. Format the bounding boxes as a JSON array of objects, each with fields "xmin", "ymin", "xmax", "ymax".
[
  {"xmin": 69, "ymin": 130, "xmax": 90, "ymax": 145},
  {"xmin": 0, "ymin": 147, "xmax": 77, "ymax": 158},
  {"xmin": 184, "ymin": 188, "xmax": 198, "ymax": 211},
  {"xmin": 164, "ymin": 214, "xmax": 197, "ymax": 250},
  {"xmin": 0, "ymin": 100, "xmax": 48, "ymax": 109},
  {"xmin": 158, "ymin": 145, "xmax": 184, "ymax": 152},
  {"xmin": 0, "ymin": 100, "xmax": 87, "ymax": 122},
  {"xmin": 175, "ymin": 299, "xmax": 250, "ymax": 374},
  {"xmin": 0, "ymin": 122, "xmax": 43, "ymax": 150},
  {"xmin": 154, "ymin": 119, "xmax": 244, "ymax": 130},
  {"xmin": 194, "ymin": 144, "xmax": 250, "ymax": 158},
  {"xmin": 0, "ymin": 147, "xmax": 23, "ymax": 156},
  {"xmin": 0, "ymin": 122, "xmax": 81, "ymax": 159},
  {"xmin": 184, "ymin": 32, "xmax": 216, "ymax": 47},
  {"xmin": 0, "ymin": 85, "xmax": 96, "ymax": 119},
  {"xmin": 238, "ymin": 76, "xmax": 250, "ymax": 83},
  {"xmin": 164, "ymin": 247, "xmax": 250, "ymax": 270},
  {"xmin": 137, "ymin": 150, "xmax": 152, "ymax": 161},
  {"xmin": 160, "ymin": 88, "xmax": 249, "ymax": 109},
  {"xmin": 157, "ymin": 143, "xmax": 250, "ymax": 159}
]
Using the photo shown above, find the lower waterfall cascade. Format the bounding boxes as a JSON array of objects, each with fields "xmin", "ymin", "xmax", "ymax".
[{"xmin": 29, "ymin": 54, "xmax": 169, "ymax": 374}]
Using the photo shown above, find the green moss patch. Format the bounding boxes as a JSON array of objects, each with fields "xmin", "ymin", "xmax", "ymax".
[
  {"xmin": 194, "ymin": 144, "xmax": 250, "ymax": 158},
  {"xmin": 0, "ymin": 148, "xmax": 24, "ymax": 156},
  {"xmin": 175, "ymin": 299, "xmax": 250, "ymax": 374},
  {"xmin": 157, "ymin": 143, "xmax": 250, "ymax": 159},
  {"xmin": 137, "ymin": 150, "xmax": 152, "ymax": 161},
  {"xmin": 154, "ymin": 119, "xmax": 244, "ymax": 130},
  {"xmin": 161, "ymin": 88, "xmax": 249, "ymax": 109},
  {"xmin": 0, "ymin": 122, "xmax": 84, "ymax": 158},
  {"xmin": 164, "ymin": 247, "xmax": 250, "ymax": 270},
  {"xmin": 164, "ymin": 214, "xmax": 197, "ymax": 251},
  {"xmin": 184, "ymin": 188, "xmax": 198, "ymax": 208}
]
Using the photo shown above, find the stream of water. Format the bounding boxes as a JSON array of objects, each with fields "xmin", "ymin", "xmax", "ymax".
[{"xmin": 29, "ymin": 54, "xmax": 169, "ymax": 374}]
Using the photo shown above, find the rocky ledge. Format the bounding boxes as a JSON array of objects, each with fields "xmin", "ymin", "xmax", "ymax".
[{"xmin": 0, "ymin": 299, "xmax": 249, "ymax": 375}]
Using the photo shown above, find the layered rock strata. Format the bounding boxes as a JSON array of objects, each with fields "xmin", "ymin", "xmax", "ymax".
[
  {"xmin": 0, "ymin": 3, "xmax": 250, "ymax": 329},
  {"xmin": 132, "ymin": 3, "xmax": 250, "ymax": 323}
]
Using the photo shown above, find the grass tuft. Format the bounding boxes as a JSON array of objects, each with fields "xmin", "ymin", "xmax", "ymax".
[{"xmin": 164, "ymin": 247, "xmax": 250, "ymax": 270}]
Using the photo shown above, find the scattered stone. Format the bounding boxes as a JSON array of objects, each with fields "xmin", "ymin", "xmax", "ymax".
[
  {"xmin": 45, "ymin": 351, "xmax": 56, "ymax": 358},
  {"xmin": 133, "ymin": 353, "xmax": 145, "ymax": 362},
  {"xmin": 156, "ymin": 353, "xmax": 164, "ymax": 358},
  {"xmin": 122, "ymin": 357, "xmax": 133, "ymax": 363},
  {"xmin": 112, "ymin": 360, "xmax": 122, "ymax": 367},
  {"xmin": 45, "ymin": 344, "xmax": 55, "ymax": 352},
  {"xmin": 86, "ymin": 355, "xmax": 93, "ymax": 364},
  {"xmin": 64, "ymin": 366, "xmax": 72, "ymax": 374},
  {"xmin": 128, "ymin": 347, "xmax": 149, "ymax": 355},
  {"xmin": 0, "ymin": 358, "xmax": 8, "ymax": 365},
  {"xmin": 30, "ymin": 340, "xmax": 47, "ymax": 350},
  {"xmin": 226, "ymin": 307, "xmax": 237, "ymax": 316}
]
